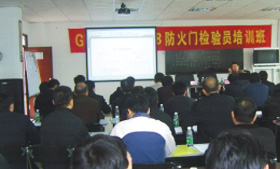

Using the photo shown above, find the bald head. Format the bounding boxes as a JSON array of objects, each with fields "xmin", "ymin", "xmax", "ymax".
[
  {"xmin": 202, "ymin": 77, "xmax": 219, "ymax": 94},
  {"xmin": 74, "ymin": 82, "xmax": 88, "ymax": 96}
]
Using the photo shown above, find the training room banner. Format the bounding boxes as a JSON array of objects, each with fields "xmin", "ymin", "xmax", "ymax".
[
  {"xmin": 68, "ymin": 25, "xmax": 271, "ymax": 53},
  {"xmin": 68, "ymin": 28, "xmax": 86, "ymax": 53},
  {"xmin": 156, "ymin": 25, "xmax": 272, "ymax": 51}
]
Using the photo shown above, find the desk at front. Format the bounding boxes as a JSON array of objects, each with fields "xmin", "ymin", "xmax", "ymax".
[{"xmin": 165, "ymin": 144, "xmax": 208, "ymax": 168}]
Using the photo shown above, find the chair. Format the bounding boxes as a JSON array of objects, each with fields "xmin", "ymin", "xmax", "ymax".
[
  {"xmin": 86, "ymin": 123, "xmax": 105, "ymax": 132},
  {"xmin": 29, "ymin": 145, "xmax": 74, "ymax": 169},
  {"xmin": 0, "ymin": 145, "xmax": 27, "ymax": 163},
  {"xmin": 133, "ymin": 162, "xmax": 175, "ymax": 169},
  {"xmin": 0, "ymin": 145, "xmax": 28, "ymax": 169}
]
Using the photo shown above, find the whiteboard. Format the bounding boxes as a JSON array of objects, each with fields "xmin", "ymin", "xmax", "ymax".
[{"xmin": 25, "ymin": 51, "xmax": 41, "ymax": 97}]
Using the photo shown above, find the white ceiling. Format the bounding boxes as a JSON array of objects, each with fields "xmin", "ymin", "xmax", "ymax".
[{"xmin": 1, "ymin": 0, "xmax": 280, "ymax": 23}]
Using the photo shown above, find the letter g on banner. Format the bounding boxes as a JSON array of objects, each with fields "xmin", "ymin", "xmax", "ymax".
[{"xmin": 69, "ymin": 28, "xmax": 86, "ymax": 53}]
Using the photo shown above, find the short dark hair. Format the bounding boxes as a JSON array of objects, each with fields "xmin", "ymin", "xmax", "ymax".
[
  {"xmin": 0, "ymin": 92, "xmax": 13, "ymax": 112},
  {"xmin": 48, "ymin": 79, "xmax": 60, "ymax": 88},
  {"xmin": 121, "ymin": 79, "xmax": 133, "ymax": 93},
  {"xmin": 144, "ymin": 87, "xmax": 158, "ymax": 107},
  {"xmin": 231, "ymin": 62, "xmax": 238, "ymax": 66},
  {"xmin": 172, "ymin": 82, "xmax": 186, "ymax": 96},
  {"xmin": 259, "ymin": 71, "xmax": 268, "ymax": 82},
  {"xmin": 71, "ymin": 134, "xmax": 128, "ymax": 169},
  {"xmin": 206, "ymin": 129, "xmax": 267, "ymax": 169},
  {"xmin": 202, "ymin": 77, "xmax": 219, "ymax": 93},
  {"xmin": 125, "ymin": 94, "xmax": 149, "ymax": 113},
  {"xmin": 227, "ymin": 74, "xmax": 239, "ymax": 83},
  {"xmin": 74, "ymin": 83, "xmax": 88, "ymax": 96},
  {"xmin": 234, "ymin": 98, "xmax": 257, "ymax": 123},
  {"xmin": 85, "ymin": 80, "xmax": 95, "ymax": 94},
  {"xmin": 74, "ymin": 75, "xmax": 86, "ymax": 85},
  {"xmin": 39, "ymin": 81, "xmax": 49, "ymax": 93},
  {"xmin": 249, "ymin": 73, "xmax": 260, "ymax": 83},
  {"xmin": 126, "ymin": 76, "xmax": 135, "ymax": 87},
  {"xmin": 162, "ymin": 76, "xmax": 173, "ymax": 86},
  {"xmin": 53, "ymin": 86, "xmax": 73, "ymax": 108},
  {"xmin": 154, "ymin": 73, "xmax": 164, "ymax": 83},
  {"xmin": 131, "ymin": 86, "xmax": 144, "ymax": 95}
]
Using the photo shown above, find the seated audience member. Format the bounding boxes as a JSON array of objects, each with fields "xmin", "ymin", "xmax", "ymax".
[
  {"xmin": 48, "ymin": 78, "xmax": 60, "ymax": 90},
  {"xmin": 0, "ymin": 92, "xmax": 40, "ymax": 168},
  {"xmin": 232, "ymin": 98, "xmax": 276, "ymax": 158},
  {"xmin": 259, "ymin": 71, "xmax": 275, "ymax": 96},
  {"xmin": 144, "ymin": 87, "xmax": 175, "ymax": 136},
  {"xmin": 40, "ymin": 86, "xmax": 88, "ymax": 168},
  {"xmin": 73, "ymin": 75, "xmax": 85, "ymax": 85},
  {"xmin": 157, "ymin": 75, "xmax": 174, "ymax": 104},
  {"xmin": 183, "ymin": 77, "xmax": 235, "ymax": 143},
  {"xmin": 224, "ymin": 73, "xmax": 244, "ymax": 101},
  {"xmin": 85, "ymin": 80, "xmax": 111, "ymax": 116},
  {"xmin": 243, "ymin": 73, "xmax": 269, "ymax": 109},
  {"xmin": 72, "ymin": 82, "xmax": 101, "ymax": 125},
  {"xmin": 110, "ymin": 94, "xmax": 176, "ymax": 164},
  {"xmin": 262, "ymin": 83, "xmax": 280, "ymax": 132},
  {"xmin": 206, "ymin": 129, "xmax": 268, "ymax": 169},
  {"xmin": 110, "ymin": 76, "xmax": 135, "ymax": 104},
  {"xmin": 228, "ymin": 62, "xmax": 243, "ymax": 75},
  {"xmin": 111, "ymin": 79, "xmax": 134, "ymax": 121},
  {"xmin": 126, "ymin": 76, "xmax": 135, "ymax": 87},
  {"xmin": 164, "ymin": 82, "xmax": 194, "ymax": 127},
  {"xmin": 34, "ymin": 81, "xmax": 55, "ymax": 119},
  {"xmin": 150, "ymin": 72, "xmax": 164, "ymax": 90},
  {"xmin": 71, "ymin": 135, "xmax": 132, "ymax": 169}
]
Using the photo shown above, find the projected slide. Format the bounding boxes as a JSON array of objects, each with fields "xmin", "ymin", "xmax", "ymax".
[{"xmin": 86, "ymin": 27, "xmax": 157, "ymax": 81}]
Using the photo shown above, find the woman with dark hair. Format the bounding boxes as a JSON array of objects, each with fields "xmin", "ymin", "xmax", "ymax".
[
  {"xmin": 71, "ymin": 135, "xmax": 132, "ymax": 169},
  {"xmin": 262, "ymin": 83, "xmax": 280, "ymax": 132}
]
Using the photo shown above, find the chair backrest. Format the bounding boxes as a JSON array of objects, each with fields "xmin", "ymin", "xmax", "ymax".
[
  {"xmin": 0, "ymin": 145, "xmax": 26, "ymax": 162},
  {"xmin": 86, "ymin": 123, "xmax": 105, "ymax": 132},
  {"xmin": 133, "ymin": 162, "xmax": 175, "ymax": 169},
  {"xmin": 30, "ymin": 145, "xmax": 74, "ymax": 163},
  {"xmin": 123, "ymin": 132, "xmax": 166, "ymax": 164}
]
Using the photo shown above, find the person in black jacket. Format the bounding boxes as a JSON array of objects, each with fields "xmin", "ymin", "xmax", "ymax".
[
  {"xmin": 183, "ymin": 77, "xmax": 235, "ymax": 143},
  {"xmin": 232, "ymin": 98, "xmax": 276, "ymax": 158},
  {"xmin": 85, "ymin": 80, "xmax": 111, "ymax": 117},
  {"xmin": 0, "ymin": 92, "xmax": 40, "ymax": 169},
  {"xmin": 40, "ymin": 86, "xmax": 88, "ymax": 169},
  {"xmin": 144, "ymin": 87, "xmax": 175, "ymax": 137},
  {"xmin": 259, "ymin": 71, "xmax": 275, "ymax": 96},
  {"xmin": 164, "ymin": 82, "xmax": 194, "ymax": 128}
]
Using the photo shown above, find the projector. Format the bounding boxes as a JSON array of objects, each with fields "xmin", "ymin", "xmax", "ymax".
[{"xmin": 116, "ymin": 3, "xmax": 138, "ymax": 15}]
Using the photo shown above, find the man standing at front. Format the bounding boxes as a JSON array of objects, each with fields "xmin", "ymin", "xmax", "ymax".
[{"xmin": 110, "ymin": 94, "xmax": 176, "ymax": 164}]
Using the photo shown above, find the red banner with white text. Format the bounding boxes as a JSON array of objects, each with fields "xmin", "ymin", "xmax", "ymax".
[
  {"xmin": 68, "ymin": 28, "xmax": 85, "ymax": 53},
  {"xmin": 156, "ymin": 25, "xmax": 271, "ymax": 50},
  {"xmin": 68, "ymin": 25, "xmax": 272, "ymax": 53}
]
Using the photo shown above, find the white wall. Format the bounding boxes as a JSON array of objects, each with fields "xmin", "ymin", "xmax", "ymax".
[
  {"xmin": 0, "ymin": 7, "xmax": 23, "ymax": 79},
  {"xmin": 23, "ymin": 20, "xmax": 279, "ymax": 102}
]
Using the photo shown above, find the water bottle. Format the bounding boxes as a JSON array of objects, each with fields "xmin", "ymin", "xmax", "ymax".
[
  {"xmin": 220, "ymin": 77, "xmax": 224, "ymax": 85},
  {"xmin": 115, "ymin": 106, "xmax": 120, "ymax": 123},
  {"xmin": 201, "ymin": 77, "xmax": 205, "ymax": 84},
  {"xmin": 34, "ymin": 109, "xmax": 41, "ymax": 123},
  {"xmin": 186, "ymin": 127, "xmax": 193, "ymax": 147},
  {"xmin": 159, "ymin": 104, "xmax": 164, "ymax": 112},
  {"xmin": 173, "ymin": 112, "xmax": 179, "ymax": 127}
]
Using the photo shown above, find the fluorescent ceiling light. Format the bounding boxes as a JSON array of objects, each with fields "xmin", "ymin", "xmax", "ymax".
[
  {"xmin": 189, "ymin": 8, "xmax": 216, "ymax": 12},
  {"xmin": 261, "ymin": 7, "xmax": 280, "ymax": 11}
]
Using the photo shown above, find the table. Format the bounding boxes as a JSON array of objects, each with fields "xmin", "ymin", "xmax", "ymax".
[{"xmin": 166, "ymin": 144, "xmax": 208, "ymax": 168}]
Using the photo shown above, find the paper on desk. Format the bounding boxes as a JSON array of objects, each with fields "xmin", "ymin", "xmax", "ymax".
[
  {"xmin": 194, "ymin": 144, "xmax": 209, "ymax": 154},
  {"xmin": 172, "ymin": 145, "xmax": 199, "ymax": 157}
]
